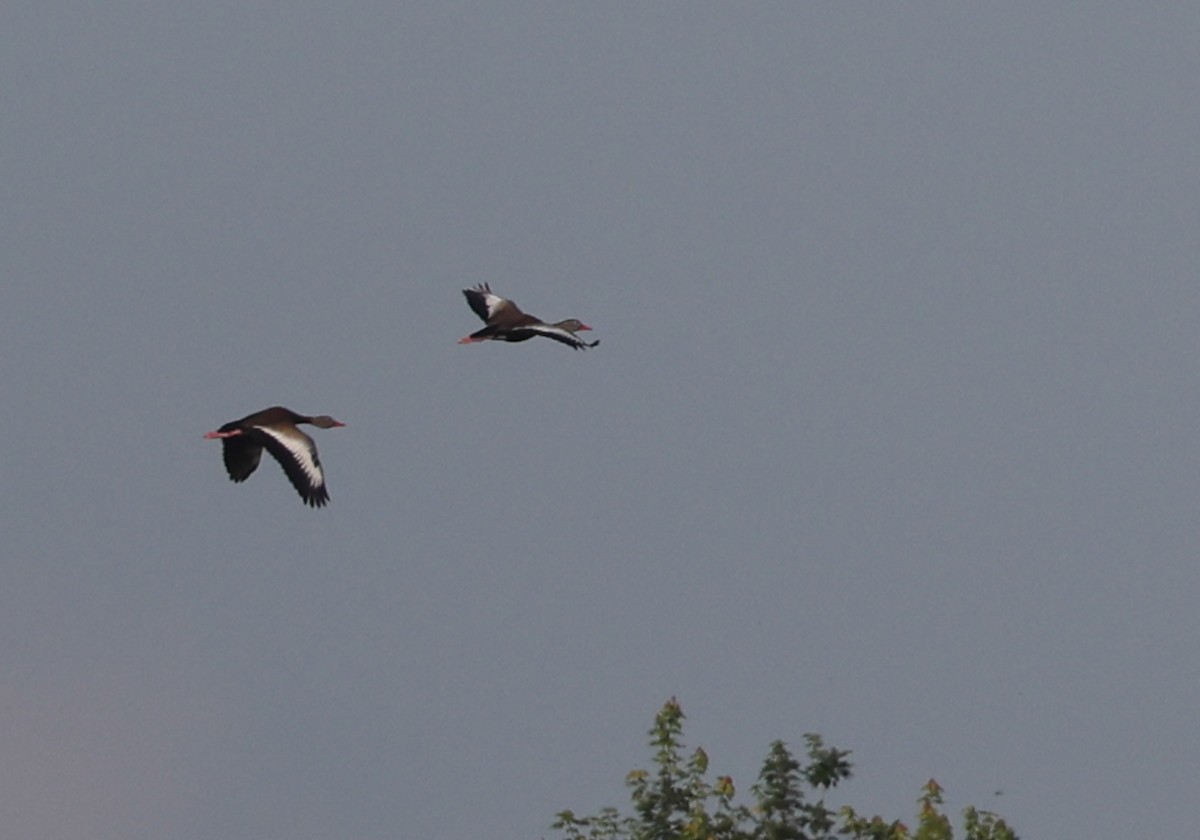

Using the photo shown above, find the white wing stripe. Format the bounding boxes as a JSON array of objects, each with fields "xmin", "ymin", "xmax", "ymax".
[
  {"xmin": 255, "ymin": 426, "xmax": 325, "ymax": 488},
  {"xmin": 524, "ymin": 324, "xmax": 582, "ymax": 344},
  {"xmin": 481, "ymin": 293, "xmax": 507, "ymax": 318}
]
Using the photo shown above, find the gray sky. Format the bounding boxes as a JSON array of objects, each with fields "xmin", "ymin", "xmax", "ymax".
[{"xmin": 3, "ymin": 3, "xmax": 1197, "ymax": 838}]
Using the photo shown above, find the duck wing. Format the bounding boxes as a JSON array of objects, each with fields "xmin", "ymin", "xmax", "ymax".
[
  {"xmin": 253, "ymin": 425, "xmax": 332, "ymax": 507},
  {"xmin": 463, "ymin": 283, "xmax": 535, "ymax": 326},
  {"xmin": 219, "ymin": 428, "xmax": 264, "ymax": 483},
  {"xmin": 517, "ymin": 323, "xmax": 600, "ymax": 350}
]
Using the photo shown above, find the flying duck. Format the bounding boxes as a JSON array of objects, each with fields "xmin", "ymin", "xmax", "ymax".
[
  {"xmin": 204, "ymin": 406, "xmax": 345, "ymax": 507},
  {"xmin": 458, "ymin": 283, "xmax": 599, "ymax": 350}
]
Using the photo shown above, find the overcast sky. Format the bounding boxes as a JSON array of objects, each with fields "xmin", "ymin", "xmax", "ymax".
[{"xmin": 3, "ymin": 4, "xmax": 1198, "ymax": 838}]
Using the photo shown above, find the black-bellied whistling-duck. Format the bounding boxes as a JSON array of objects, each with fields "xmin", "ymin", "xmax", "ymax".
[
  {"xmin": 458, "ymin": 283, "xmax": 600, "ymax": 350},
  {"xmin": 203, "ymin": 406, "xmax": 345, "ymax": 508}
]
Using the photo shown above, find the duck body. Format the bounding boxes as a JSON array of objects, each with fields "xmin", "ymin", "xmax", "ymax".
[
  {"xmin": 458, "ymin": 283, "xmax": 599, "ymax": 350},
  {"xmin": 204, "ymin": 406, "xmax": 344, "ymax": 508}
]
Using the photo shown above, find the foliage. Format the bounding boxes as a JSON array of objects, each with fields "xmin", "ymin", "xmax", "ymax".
[{"xmin": 551, "ymin": 699, "xmax": 1017, "ymax": 840}]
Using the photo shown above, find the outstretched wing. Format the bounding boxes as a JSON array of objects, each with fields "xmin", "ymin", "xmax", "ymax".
[
  {"xmin": 518, "ymin": 324, "xmax": 601, "ymax": 350},
  {"xmin": 220, "ymin": 432, "xmax": 263, "ymax": 483},
  {"xmin": 253, "ymin": 426, "xmax": 331, "ymax": 507},
  {"xmin": 462, "ymin": 283, "xmax": 531, "ymax": 325}
]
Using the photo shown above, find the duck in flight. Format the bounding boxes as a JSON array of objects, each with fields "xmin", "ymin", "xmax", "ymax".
[
  {"xmin": 204, "ymin": 406, "xmax": 345, "ymax": 507},
  {"xmin": 458, "ymin": 283, "xmax": 599, "ymax": 350}
]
